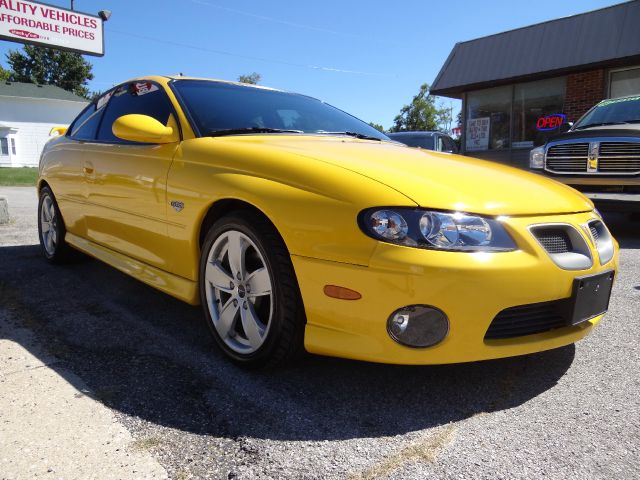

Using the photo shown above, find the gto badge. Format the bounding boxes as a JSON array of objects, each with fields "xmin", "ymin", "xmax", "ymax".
[{"xmin": 170, "ymin": 200, "xmax": 184, "ymax": 212}]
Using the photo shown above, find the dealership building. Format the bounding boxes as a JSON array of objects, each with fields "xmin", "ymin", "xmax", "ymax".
[
  {"xmin": 431, "ymin": 0, "xmax": 640, "ymax": 168},
  {"xmin": 0, "ymin": 81, "xmax": 88, "ymax": 167}
]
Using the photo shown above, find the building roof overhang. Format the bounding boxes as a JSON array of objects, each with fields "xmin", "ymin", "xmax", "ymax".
[{"xmin": 431, "ymin": 1, "xmax": 640, "ymax": 98}]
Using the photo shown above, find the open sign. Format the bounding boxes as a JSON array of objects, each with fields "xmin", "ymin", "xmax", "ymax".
[{"xmin": 536, "ymin": 113, "xmax": 567, "ymax": 131}]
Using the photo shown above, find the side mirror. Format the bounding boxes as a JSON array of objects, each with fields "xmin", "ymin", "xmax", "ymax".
[
  {"xmin": 112, "ymin": 114, "xmax": 178, "ymax": 144},
  {"xmin": 49, "ymin": 126, "xmax": 68, "ymax": 137},
  {"xmin": 557, "ymin": 122, "xmax": 573, "ymax": 134}
]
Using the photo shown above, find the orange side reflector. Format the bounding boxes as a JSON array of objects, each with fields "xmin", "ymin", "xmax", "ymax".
[{"xmin": 323, "ymin": 285, "xmax": 362, "ymax": 300}]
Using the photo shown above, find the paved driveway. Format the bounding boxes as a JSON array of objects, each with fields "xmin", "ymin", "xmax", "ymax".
[{"xmin": 1, "ymin": 186, "xmax": 638, "ymax": 479}]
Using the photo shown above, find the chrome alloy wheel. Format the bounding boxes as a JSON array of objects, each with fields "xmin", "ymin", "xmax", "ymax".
[
  {"xmin": 204, "ymin": 230, "xmax": 273, "ymax": 354},
  {"xmin": 40, "ymin": 194, "xmax": 58, "ymax": 255}
]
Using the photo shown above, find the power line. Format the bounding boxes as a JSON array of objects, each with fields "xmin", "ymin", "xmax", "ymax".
[
  {"xmin": 107, "ymin": 29, "xmax": 395, "ymax": 77},
  {"xmin": 189, "ymin": 0, "xmax": 389, "ymax": 43}
]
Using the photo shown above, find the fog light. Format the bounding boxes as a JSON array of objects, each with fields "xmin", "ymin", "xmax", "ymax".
[{"xmin": 387, "ymin": 305, "xmax": 449, "ymax": 348}]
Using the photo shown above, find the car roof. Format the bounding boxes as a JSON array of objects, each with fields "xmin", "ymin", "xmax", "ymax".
[
  {"xmin": 387, "ymin": 131, "xmax": 440, "ymax": 136},
  {"xmin": 120, "ymin": 75, "xmax": 286, "ymax": 93}
]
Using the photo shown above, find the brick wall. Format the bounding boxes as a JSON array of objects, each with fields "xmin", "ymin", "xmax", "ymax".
[{"xmin": 564, "ymin": 70, "xmax": 606, "ymax": 122}]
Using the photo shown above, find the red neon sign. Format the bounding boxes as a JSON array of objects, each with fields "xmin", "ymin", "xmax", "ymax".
[{"xmin": 536, "ymin": 113, "xmax": 567, "ymax": 131}]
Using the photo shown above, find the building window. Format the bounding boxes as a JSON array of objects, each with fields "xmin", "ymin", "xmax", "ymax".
[
  {"xmin": 512, "ymin": 77, "xmax": 566, "ymax": 148},
  {"xmin": 0, "ymin": 138, "xmax": 8, "ymax": 156},
  {"xmin": 610, "ymin": 67, "xmax": 640, "ymax": 98},
  {"xmin": 466, "ymin": 86, "xmax": 511, "ymax": 151},
  {"xmin": 10, "ymin": 138, "xmax": 16, "ymax": 155}
]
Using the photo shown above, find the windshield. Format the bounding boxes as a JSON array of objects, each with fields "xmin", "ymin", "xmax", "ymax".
[
  {"xmin": 574, "ymin": 95, "xmax": 640, "ymax": 129},
  {"xmin": 172, "ymin": 80, "xmax": 389, "ymax": 140},
  {"xmin": 389, "ymin": 134, "xmax": 435, "ymax": 150}
]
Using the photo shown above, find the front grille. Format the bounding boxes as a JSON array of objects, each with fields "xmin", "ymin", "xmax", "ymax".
[
  {"xmin": 598, "ymin": 142, "xmax": 640, "ymax": 173},
  {"xmin": 533, "ymin": 228, "xmax": 571, "ymax": 254},
  {"xmin": 545, "ymin": 141, "xmax": 640, "ymax": 174},
  {"xmin": 485, "ymin": 301, "xmax": 567, "ymax": 339},
  {"xmin": 546, "ymin": 143, "xmax": 588, "ymax": 172}
]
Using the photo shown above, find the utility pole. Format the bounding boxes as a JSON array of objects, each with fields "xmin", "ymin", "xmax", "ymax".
[{"xmin": 70, "ymin": 1, "xmax": 74, "ymax": 10}]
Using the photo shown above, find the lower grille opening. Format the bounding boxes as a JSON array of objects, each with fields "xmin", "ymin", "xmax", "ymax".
[{"xmin": 485, "ymin": 300, "xmax": 568, "ymax": 340}]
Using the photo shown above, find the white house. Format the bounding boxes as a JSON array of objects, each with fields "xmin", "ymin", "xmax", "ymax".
[{"xmin": 0, "ymin": 81, "xmax": 88, "ymax": 167}]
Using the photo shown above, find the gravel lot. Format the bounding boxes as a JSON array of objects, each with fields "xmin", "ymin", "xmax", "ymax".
[{"xmin": 1, "ymin": 186, "xmax": 639, "ymax": 480}]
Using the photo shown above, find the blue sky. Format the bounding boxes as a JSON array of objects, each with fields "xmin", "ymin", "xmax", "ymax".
[{"xmin": 0, "ymin": 0, "xmax": 622, "ymax": 129}]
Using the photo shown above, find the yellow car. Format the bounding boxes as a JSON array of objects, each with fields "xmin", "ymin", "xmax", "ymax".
[{"xmin": 38, "ymin": 76, "xmax": 618, "ymax": 367}]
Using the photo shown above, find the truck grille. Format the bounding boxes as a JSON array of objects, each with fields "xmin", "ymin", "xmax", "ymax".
[
  {"xmin": 545, "ymin": 143, "xmax": 589, "ymax": 172},
  {"xmin": 598, "ymin": 142, "xmax": 640, "ymax": 173},
  {"xmin": 545, "ymin": 141, "xmax": 640, "ymax": 174}
]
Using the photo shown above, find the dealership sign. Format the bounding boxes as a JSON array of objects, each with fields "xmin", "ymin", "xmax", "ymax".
[
  {"xmin": 536, "ymin": 113, "xmax": 566, "ymax": 132},
  {"xmin": 0, "ymin": 0, "xmax": 103, "ymax": 56}
]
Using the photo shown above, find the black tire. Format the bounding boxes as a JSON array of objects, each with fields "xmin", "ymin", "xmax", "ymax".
[
  {"xmin": 199, "ymin": 210, "xmax": 306, "ymax": 368},
  {"xmin": 37, "ymin": 186, "xmax": 76, "ymax": 264}
]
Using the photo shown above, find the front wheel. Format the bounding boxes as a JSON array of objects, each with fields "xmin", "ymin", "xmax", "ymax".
[{"xmin": 199, "ymin": 211, "xmax": 306, "ymax": 368}]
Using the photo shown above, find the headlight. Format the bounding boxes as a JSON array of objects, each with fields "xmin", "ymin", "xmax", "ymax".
[
  {"xmin": 529, "ymin": 146, "xmax": 545, "ymax": 169},
  {"xmin": 370, "ymin": 209, "xmax": 409, "ymax": 241},
  {"xmin": 360, "ymin": 208, "xmax": 517, "ymax": 251}
]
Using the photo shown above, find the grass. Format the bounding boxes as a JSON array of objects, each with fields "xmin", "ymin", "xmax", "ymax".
[{"xmin": 0, "ymin": 167, "xmax": 38, "ymax": 186}]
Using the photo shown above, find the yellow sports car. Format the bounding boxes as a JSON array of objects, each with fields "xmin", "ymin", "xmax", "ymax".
[{"xmin": 38, "ymin": 76, "xmax": 618, "ymax": 367}]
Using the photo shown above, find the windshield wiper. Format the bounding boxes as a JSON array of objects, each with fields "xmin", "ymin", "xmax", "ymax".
[
  {"xmin": 574, "ymin": 121, "xmax": 627, "ymax": 130},
  {"xmin": 315, "ymin": 131, "xmax": 383, "ymax": 141},
  {"xmin": 206, "ymin": 127, "xmax": 303, "ymax": 137}
]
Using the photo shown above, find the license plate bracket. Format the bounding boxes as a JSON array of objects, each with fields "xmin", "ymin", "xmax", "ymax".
[{"xmin": 567, "ymin": 270, "xmax": 615, "ymax": 326}]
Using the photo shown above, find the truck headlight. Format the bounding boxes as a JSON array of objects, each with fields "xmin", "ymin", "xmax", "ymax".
[
  {"xmin": 529, "ymin": 146, "xmax": 545, "ymax": 169},
  {"xmin": 360, "ymin": 208, "xmax": 517, "ymax": 252}
]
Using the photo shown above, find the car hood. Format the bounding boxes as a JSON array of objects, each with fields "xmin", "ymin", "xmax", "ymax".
[
  {"xmin": 552, "ymin": 124, "xmax": 640, "ymax": 141},
  {"xmin": 215, "ymin": 136, "xmax": 594, "ymax": 216}
]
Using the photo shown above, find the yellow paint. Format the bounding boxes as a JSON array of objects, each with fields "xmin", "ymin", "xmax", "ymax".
[
  {"xmin": 112, "ymin": 114, "xmax": 179, "ymax": 144},
  {"xmin": 48, "ymin": 126, "xmax": 68, "ymax": 137},
  {"xmin": 65, "ymin": 232, "xmax": 198, "ymax": 304},
  {"xmin": 38, "ymin": 75, "xmax": 619, "ymax": 364}
]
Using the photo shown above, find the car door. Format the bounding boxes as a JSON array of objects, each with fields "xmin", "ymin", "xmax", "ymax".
[
  {"xmin": 43, "ymin": 97, "xmax": 109, "ymax": 238},
  {"xmin": 83, "ymin": 81, "xmax": 181, "ymax": 271}
]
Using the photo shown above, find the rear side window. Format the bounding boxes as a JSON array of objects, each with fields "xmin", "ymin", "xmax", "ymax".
[
  {"xmin": 97, "ymin": 81, "xmax": 174, "ymax": 143},
  {"xmin": 394, "ymin": 135, "xmax": 435, "ymax": 150},
  {"xmin": 69, "ymin": 91, "xmax": 112, "ymax": 141}
]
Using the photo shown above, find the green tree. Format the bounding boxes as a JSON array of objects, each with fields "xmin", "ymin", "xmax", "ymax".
[
  {"xmin": 0, "ymin": 64, "xmax": 10, "ymax": 81},
  {"xmin": 6, "ymin": 45, "xmax": 94, "ymax": 98},
  {"xmin": 237, "ymin": 72, "xmax": 261, "ymax": 84},
  {"xmin": 390, "ymin": 83, "xmax": 448, "ymax": 132},
  {"xmin": 368, "ymin": 122, "xmax": 385, "ymax": 133}
]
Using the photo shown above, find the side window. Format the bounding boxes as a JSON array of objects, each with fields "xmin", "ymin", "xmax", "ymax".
[
  {"xmin": 69, "ymin": 104, "xmax": 95, "ymax": 135},
  {"xmin": 97, "ymin": 81, "xmax": 174, "ymax": 143},
  {"xmin": 69, "ymin": 90, "xmax": 112, "ymax": 141}
]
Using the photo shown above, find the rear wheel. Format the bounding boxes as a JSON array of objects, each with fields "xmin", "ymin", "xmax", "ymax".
[
  {"xmin": 38, "ymin": 186, "xmax": 75, "ymax": 263},
  {"xmin": 199, "ymin": 211, "xmax": 305, "ymax": 368}
]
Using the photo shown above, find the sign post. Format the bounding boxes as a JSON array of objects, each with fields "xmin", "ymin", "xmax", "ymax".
[{"xmin": 0, "ymin": 0, "xmax": 104, "ymax": 56}]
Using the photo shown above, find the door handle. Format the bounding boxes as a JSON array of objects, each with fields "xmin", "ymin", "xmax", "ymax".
[{"xmin": 83, "ymin": 163, "xmax": 94, "ymax": 175}]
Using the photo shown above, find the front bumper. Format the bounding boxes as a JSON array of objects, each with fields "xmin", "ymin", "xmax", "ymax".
[{"xmin": 293, "ymin": 211, "xmax": 618, "ymax": 364}]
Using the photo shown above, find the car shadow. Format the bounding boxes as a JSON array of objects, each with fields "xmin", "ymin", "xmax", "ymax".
[{"xmin": 1, "ymin": 244, "xmax": 576, "ymax": 441}]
